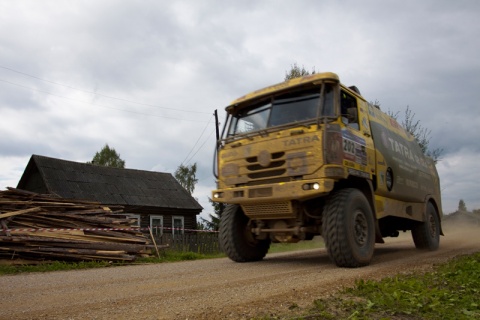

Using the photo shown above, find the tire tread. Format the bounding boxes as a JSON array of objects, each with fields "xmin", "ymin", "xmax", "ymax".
[
  {"xmin": 219, "ymin": 204, "xmax": 270, "ymax": 262},
  {"xmin": 322, "ymin": 188, "xmax": 374, "ymax": 268}
]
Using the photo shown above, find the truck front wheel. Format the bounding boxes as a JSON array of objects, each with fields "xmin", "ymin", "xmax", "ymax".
[
  {"xmin": 322, "ymin": 188, "xmax": 375, "ymax": 268},
  {"xmin": 219, "ymin": 204, "xmax": 271, "ymax": 262},
  {"xmin": 412, "ymin": 202, "xmax": 440, "ymax": 251}
]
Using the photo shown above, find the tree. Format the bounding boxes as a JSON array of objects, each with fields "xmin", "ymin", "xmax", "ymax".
[
  {"xmin": 174, "ymin": 163, "xmax": 198, "ymax": 195},
  {"xmin": 401, "ymin": 106, "xmax": 443, "ymax": 162},
  {"xmin": 196, "ymin": 220, "xmax": 209, "ymax": 230},
  {"xmin": 89, "ymin": 144, "xmax": 125, "ymax": 168},
  {"xmin": 458, "ymin": 199, "xmax": 467, "ymax": 212},
  {"xmin": 388, "ymin": 106, "xmax": 443, "ymax": 164},
  {"xmin": 284, "ymin": 63, "xmax": 316, "ymax": 81},
  {"xmin": 199, "ymin": 198, "xmax": 225, "ymax": 231}
]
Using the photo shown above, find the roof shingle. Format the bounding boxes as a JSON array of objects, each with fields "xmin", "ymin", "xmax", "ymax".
[{"xmin": 17, "ymin": 155, "xmax": 203, "ymax": 211}]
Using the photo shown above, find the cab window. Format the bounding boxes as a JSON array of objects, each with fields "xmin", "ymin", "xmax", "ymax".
[{"xmin": 340, "ymin": 91, "xmax": 359, "ymax": 130}]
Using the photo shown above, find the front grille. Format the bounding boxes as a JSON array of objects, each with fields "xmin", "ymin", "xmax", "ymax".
[
  {"xmin": 244, "ymin": 151, "xmax": 286, "ymax": 179},
  {"xmin": 242, "ymin": 201, "xmax": 294, "ymax": 219},
  {"xmin": 233, "ymin": 177, "xmax": 292, "ymax": 188},
  {"xmin": 223, "ymin": 137, "xmax": 320, "ymax": 187},
  {"xmin": 248, "ymin": 169, "xmax": 286, "ymax": 179},
  {"xmin": 246, "ymin": 152, "xmax": 284, "ymax": 163},
  {"xmin": 247, "ymin": 161, "xmax": 284, "ymax": 171}
]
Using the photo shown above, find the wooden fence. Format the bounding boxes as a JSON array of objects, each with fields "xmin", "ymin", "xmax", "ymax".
[{"xmin": 153, "ymin": 232, "xmax": 221, "ymax": 254}]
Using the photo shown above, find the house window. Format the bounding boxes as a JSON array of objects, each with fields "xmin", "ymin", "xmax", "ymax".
[
  {"xmin": 125, "ymin": 214, "xmax": 141, "ymax": 228},
  {"xmin": 172, "ymin": 216, "xmax": 184, "ymax": 235},
  {"xmin": 150, "ymin": 215, "xmax": 164, "ymax": 236}
]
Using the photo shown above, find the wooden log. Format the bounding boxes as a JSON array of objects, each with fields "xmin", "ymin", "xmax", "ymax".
[
  {"xmin": 0, "ymin": 236, "xmax": 147, "ymax": 253},
  {"xmin": 21, "ymin": 232, "xmax": 147, "ymax": 244},
  {"xmin": 0, "ymin": 248, "xmax": 136, "ymax": 261},
  {"xmin": 0, "ymin": 234, "xmax": 88, "ymax": 244},
  {"xmin": 148, "ymin": 227, "xmax": 160, "ymax": 258},
  {"xmin": 0, "ymin": 188, "xmax": 150, "ymax": 262},
  {"xmin": 0, "ymin": 220, "xmax": 10, "ymax": 237},
  {"xmin": 35, "ymin": 247, "xmax": 127, "ymax": 256},
  {"xmin": 84, "ymin": 229, "xmax": 144, "ymax": 239},
  {"xmin": 0, "ymin": 207, "xmax": 42, "ymax": 219}
]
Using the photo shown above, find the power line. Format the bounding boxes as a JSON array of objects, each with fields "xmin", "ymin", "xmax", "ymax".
[
  {"xmin": 0, "ymin": 78, "xmax": 211, "ymax": 123},
  {"xmin": 181, "ymin": 114, "xmax": 214, "ymax": 165},
  {"xmin": 0, "ymin": 65, "xmax": 211, "ymax": 114},
  {"xmin": 184, "ymin": 129, "xmax": 216, "ymax": 165}
]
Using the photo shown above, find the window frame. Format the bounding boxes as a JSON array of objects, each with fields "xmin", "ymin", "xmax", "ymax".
[
  {"xmin": 172, "ymin": 215, "xmax": 185, "ymax": 235},
  {"xmin": 125, "ymin": 213, "xmax": 141, "ymax": 228},
  {"xmin": 150, "ymin": 215, "xmax": 164, "ymax": 236}
]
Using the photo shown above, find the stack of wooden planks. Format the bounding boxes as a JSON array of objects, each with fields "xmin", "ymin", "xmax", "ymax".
[{"xmin": 0, "ymin": 188, "xmax": 151, "ymax": 263}]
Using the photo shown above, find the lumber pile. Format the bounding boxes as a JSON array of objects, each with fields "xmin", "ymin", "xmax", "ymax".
[{"xmin": 0, "ymin": 188, "xmax": 151, "ymax": 263}]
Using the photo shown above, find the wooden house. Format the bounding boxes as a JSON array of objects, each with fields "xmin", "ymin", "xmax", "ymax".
[{"xmin": 17, "ymin": 155, "xmax": 203, "ymax": 235}]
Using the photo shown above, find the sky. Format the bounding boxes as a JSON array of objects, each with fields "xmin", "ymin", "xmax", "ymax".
[{"xmin": 1, "ymin": 0, "xmax": 479, "ymax": 218}]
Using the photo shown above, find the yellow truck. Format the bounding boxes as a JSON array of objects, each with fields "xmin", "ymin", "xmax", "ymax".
[{"xmin": 212, "ymin": 72, "xmax": 442, "ymax": 267}]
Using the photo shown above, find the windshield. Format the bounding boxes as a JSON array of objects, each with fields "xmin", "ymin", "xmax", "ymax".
[{"xmin": 227, "ymin": 84, "xmax": 334, "ymax": 136}]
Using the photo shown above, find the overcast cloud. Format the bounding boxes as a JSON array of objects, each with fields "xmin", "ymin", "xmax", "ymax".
[{"xmin": 1, "ymin": 0, "xmax": 479, "ymax": 217}]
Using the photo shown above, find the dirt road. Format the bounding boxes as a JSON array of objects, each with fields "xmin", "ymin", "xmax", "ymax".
[{"xmin": 1, "ymin": 224, "xmax": 479, "ymax": 320}]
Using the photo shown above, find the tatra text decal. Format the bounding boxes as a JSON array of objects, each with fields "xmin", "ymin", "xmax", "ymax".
[{"xmin": 282, "ymin": 135, "xmax": 320, "ymax": 147}]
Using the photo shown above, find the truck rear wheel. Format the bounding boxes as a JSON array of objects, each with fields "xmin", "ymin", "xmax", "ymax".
[
  {"xmin": 219, "ymin": 204, "xmax": 271, "ymax": 262},
  {"xmin": 412, "ymin": 202, "xmax": 440, "ymax": 251},
  {"xmin": 322, "ymin": 188, "xmax": 375, "ymax": 268}
]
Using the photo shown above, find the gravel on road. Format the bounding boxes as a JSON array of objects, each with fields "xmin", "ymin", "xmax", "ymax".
[{"xmin": 1, "ymin": 224, "xmax": 479, "ymax": 320}]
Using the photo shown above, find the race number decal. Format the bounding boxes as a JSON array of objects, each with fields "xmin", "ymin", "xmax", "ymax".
[
  {"xmin": 343, "ymin": 138, "xmax": 355, "ymax": 155},
  {"xmin": 342, "ymin": 129, "xmax": 367, "ymax": 167}
]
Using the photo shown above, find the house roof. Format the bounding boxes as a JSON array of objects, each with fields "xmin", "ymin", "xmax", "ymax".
[{"xmin": 17, "ymin": 155, "xmax": 203, "ymax": 212}]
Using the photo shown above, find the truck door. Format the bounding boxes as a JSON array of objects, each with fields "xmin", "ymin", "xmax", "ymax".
[{"xmin": 340, "ymin": 90, "xmax": 375, "ymax": 179}]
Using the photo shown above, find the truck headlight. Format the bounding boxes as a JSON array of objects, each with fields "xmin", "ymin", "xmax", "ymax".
[
  {"xmin": 302, "ymin": 182, "xmax": 320, "ymax": 190},
  {"xmin": 213, "ymin": 192, "xmax": 224, "ymax": 199}
]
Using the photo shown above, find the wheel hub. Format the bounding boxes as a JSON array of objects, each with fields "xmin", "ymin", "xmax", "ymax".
[{"xmin": 353, "ymin": 210, "xmax": 368, "ymax": 246}]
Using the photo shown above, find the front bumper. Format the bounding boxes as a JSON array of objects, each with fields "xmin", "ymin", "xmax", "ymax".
[{"xmin": 212, "ymin": 178, "xmax": 335, "ymax": 205}]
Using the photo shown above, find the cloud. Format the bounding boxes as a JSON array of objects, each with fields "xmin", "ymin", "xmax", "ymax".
[
  {"xmin": 1, "ymin": 0, "xmax": 479, "ymax": 218},
  {"xmin": 437, "ymin": 149, "xmax": 480, "ymax": 213}
]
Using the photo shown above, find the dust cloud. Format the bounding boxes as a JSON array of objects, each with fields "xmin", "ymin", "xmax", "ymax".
[{"xmin": 441, "ymin": 214, "xmax": 480, "ymax": 250}]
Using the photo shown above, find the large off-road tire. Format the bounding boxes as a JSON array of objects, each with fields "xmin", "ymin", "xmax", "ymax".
[
  {"xmin": 412, "ymin": 202, "xmax": 440, "ymax": 251},
  {"xmin": 322, "ymin": 188, "xmax": 375, "ymax": 268},
  {"xmin": 219, "ymin": 204, "xmax": 271, "ymax": 262}
]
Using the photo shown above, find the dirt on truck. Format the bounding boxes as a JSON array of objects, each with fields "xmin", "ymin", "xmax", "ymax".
[{"xmin": 212, "ymin": 72, "xmax": 442, "ymax": 268}]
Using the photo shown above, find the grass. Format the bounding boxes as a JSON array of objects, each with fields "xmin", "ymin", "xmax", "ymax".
[
  {"xmin": 341, "ymin": 252, "xmax": 480, "ymax": 319},
  {"xmin": 267, "ymin": 252, "xmax": 480, "ymax": 320},
  {"xmin": 137, "ymin": 250, "xmax": 225, "ymax": 263}
]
